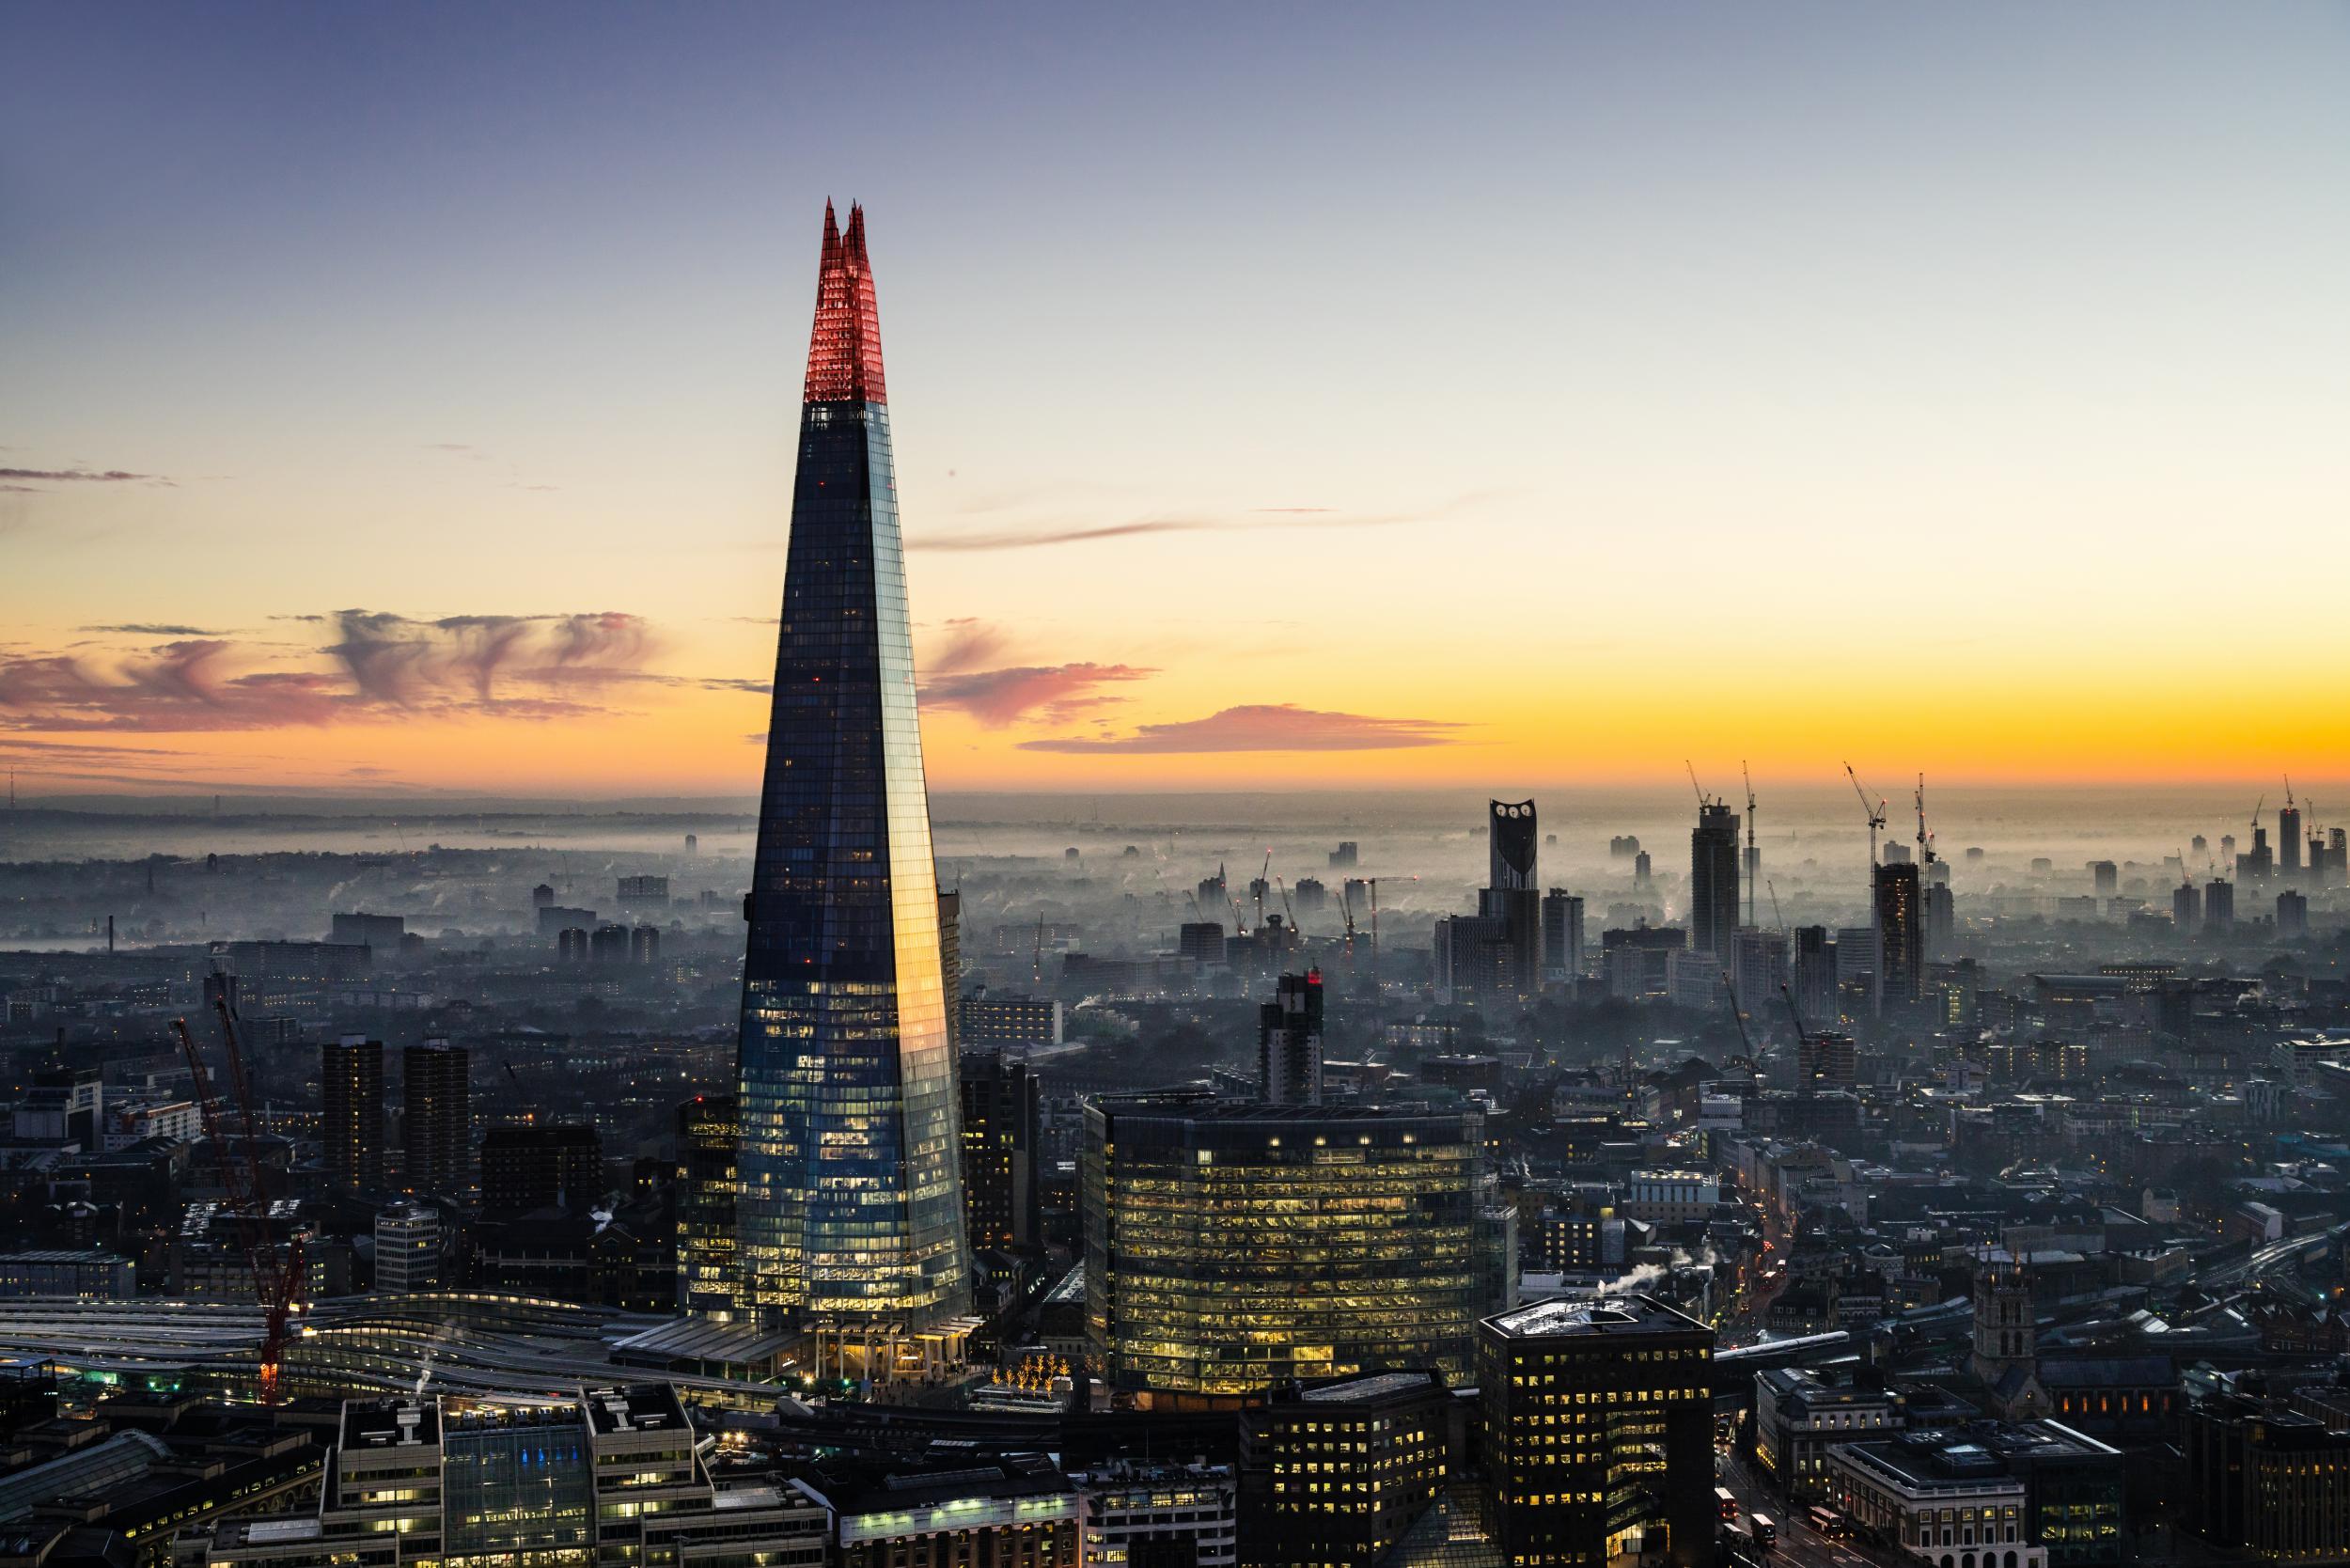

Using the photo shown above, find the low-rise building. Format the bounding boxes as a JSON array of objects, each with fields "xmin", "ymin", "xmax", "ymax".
[
  {"xmin": 1239, "ymin": 1370, "xmax": 1450, "ymax": 1568},
  {"xmin": 1824, "ymin": 1431, "xmax": 2044, "ymax": 1568},
  {"xmin": 1076, "ymin": 1459, "xmax": 1237, "ymax": 1568},
  {"xmin": 1754, "ymin": 1365, "xmax": 1906, "ymax": 1498}
]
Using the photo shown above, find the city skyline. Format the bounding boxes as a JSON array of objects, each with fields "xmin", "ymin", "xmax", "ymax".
[{"xmin": 6, "ymin": 3, "xmax": 2348, "ymax": 797}]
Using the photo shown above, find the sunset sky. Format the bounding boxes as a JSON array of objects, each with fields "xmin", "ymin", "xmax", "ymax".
[{"xmin": 5, "ymin": 3, "xmax": 2346, "ymax": 797}]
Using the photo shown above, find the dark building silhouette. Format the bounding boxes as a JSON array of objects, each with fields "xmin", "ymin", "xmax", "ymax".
[
  {"xmin": 481, "ymin": 1123, "xmax": 604, "ymax": 1215},
  {"xmin": 1540, "ymin": 887, "xmax": 1584, "ymax": 982},
  {"xmin": 1479, "ymin": 1295, "xmax": 1716, "ymax": 1568},
  {"xmin": 628, "ymin": 925, "xmax": 661, "ymax": 965},
  {"xmin": 1258, "ymin": 970, "xmax": 1325, "ymax": 1105},
  {"xmin": 588, "ymin": 923, "xmax": 629, "ymax": 964},
  {"xmin": 321, "ymin": 1034, "xmax": 384, "ymax": 1189},
  {"xmin": 1238, "ymin": 1370, "xmax": 1449, "ymax": 1568},
  {"xmin": 401, "ymin": 1040, "xmax": 470, "ymax": 1195},
  {"xmin": 938, "ymin": 889, "xmax": 963, "ymax": 1051},
  {"xmin": 2204, "ymin": 878, "xmax": 2235, "ymax": 936},
  {"xmin": 557, "ymin": 926, "xmax": 588, "ymax": 964},
  {"xmin": 1873, "ymin": 861, "xmax": 1922, "ymax": 1011},
  {"xmin": 676, "ymin": 1094, "xmax": 743, "ymax": 1316},
  {"xmin": 733, "ymin": 202, "xmax": 969, "ymax": 1330},
  {"xmin": 959, "ymin": 1052, "xmax": 1042, "ymax": 1254},
  {"xmin": 1690, "ymin": 800, "xmax": 1741, "ymax": 962}
]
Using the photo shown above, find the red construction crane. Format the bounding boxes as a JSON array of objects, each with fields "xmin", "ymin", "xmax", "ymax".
[{"xmin": 170, "ymin": 981, "xmax": 305, "ymax": 1405}]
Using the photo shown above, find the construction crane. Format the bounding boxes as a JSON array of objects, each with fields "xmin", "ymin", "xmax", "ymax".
[
  {"xmin": 171, "ymin": 985, "xmax": 305, "ymax": 1406},
  {"xmin": 1914, "ymin": 773, "xmax": 1936, "ymax": 866},
  {"xmin": 1718, "ymin": 969, "xmax": 1755, "ymax": 1058},
  {"xmin": 1743, "ymin": 761, "xmax": 1759, "ymax": 929},
  {"xmin": 1686, "ymin": 760, "xmax": 1710, "ymax": 808},
  {"xmin": 1767, "ymin": 879, "xmax": 1786, "ymax": 934},
  {"xmin": 1779, "ymin": 982, "xmax": 1812, "ymax": 1091},
  {"xmin": 1844, "ymin": 762, "xmax": 1888, "ymax": 868},
  {"xmin": 1255, "ymin": 851, "xmax": 1271, "ymax": 932}
]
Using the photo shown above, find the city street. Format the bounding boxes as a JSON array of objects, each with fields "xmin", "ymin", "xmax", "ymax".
[{"xmin": 1716, "ymin": 1445, "xmax": 1904, "ymax": 1568}]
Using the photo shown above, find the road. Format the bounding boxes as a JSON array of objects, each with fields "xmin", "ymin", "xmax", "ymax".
[{"xmin": 1717, "ymin": 1443, "xmax": 1903, "ymax": 1568}]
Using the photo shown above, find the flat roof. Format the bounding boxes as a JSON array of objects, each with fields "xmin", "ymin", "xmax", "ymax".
[
  {"xmin": 1299, "ymin": 1370, "xmax": 1443, "ymax": 1404},
  {"xmin": 585, "ymin": 1383, "xmax": 688, "ymax": 1436},
  {"xmin": 341, "ymin": 1397, "xmax": 439, "ymax": 1450},
  {"xmin": 1483, "ymin": 1293, "xmax": 1711, "ymax": 1341}
]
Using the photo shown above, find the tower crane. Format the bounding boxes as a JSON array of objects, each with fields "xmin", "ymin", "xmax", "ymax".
[
  {"xmin": 1743, "ymin": 761, "xmax": 1759, "ymax": 928},
  {"xmin": 171, "ymin": 981, "xmax": 305, "ymax": 1405},
  {"xmin": 1686, "ymin": 760, "xmax": 1710, "ymax": 808},
  {"xmin": 1914, "ymin": 773, "xmax": 1936, "ymax": 866},
  {"xmin": 1844, "ymin": 762, "xmax": 1888, "ymax": 868},
  {"xmin": 1255, "ymin": 851, "xmax": 1271, "ymax": 932},
  {"xmin": 1768, "ymin": 879, "xmax": 1786, "ymax": 934},
  {"xmin": 1718, "ymin": 969, "xmax": 1755, "ymax": 1058}
]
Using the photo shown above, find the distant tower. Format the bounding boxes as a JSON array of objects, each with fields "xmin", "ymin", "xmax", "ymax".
[
  {"xmin": 2280, "ymin": 787, "xmax": 2302, "ymax": 879},
  {"xmin": 1690, "ymin": 801, "xmax": 1741, "ymax": 962},
  {"xmin": 1872, "ymin": 861, "xmax": 1922, "ymax": 1011},
  {"xmin": 2204, "ymin": 878, "xmax": 2235, "ymax": 936},
  {"xmin": 401, "ymin": 1040, "xmax": 471, "ymax": 1195},
  {"xmin": 1540, "ymin": 888, "xmax": 1585, "ymax": 983},
  {"xmin": 2172, "ymin": 878, "xmax": 2201, "ymax": 933},
  {"xmin": 1481, "ymin": 801, "xmax": 1541, "ymax": 996},
  {"xmin": 1258, "ymin": 970, "xmax": 1325, "ymax": 1105},
  {"xmin": 1970, "ymin": 1251, "xmax": 2045, "ymax": 1418}
]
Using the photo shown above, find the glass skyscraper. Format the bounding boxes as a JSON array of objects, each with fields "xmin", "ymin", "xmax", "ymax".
[{"xmin": 734, "ymin": 202, "xmax": 970, "ymax": 1329}]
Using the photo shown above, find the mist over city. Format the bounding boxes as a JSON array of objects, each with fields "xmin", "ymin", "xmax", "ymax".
[{"xmin": 5, "ymin": 5, "xmax": 2348, "ymax": 1568}]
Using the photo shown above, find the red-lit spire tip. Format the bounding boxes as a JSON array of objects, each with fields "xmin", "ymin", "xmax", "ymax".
[{"xmin": 804, "ymin": 198, "xmax": 886, "ymax": 405}]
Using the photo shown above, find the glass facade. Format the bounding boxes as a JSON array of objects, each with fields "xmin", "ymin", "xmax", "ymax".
[
  {"xmin": 443, "ymin": 1414, "xmax": 593, "ymax": 1560},
  {"xmin": 735, "ymin": 202, "xmax": 969, "ymax": 1326},
  {"xmin": 1084, "ymin": 1098, "xmax": 1484, "ymax": 1399}
]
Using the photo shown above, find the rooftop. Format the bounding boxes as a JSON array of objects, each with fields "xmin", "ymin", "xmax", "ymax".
[
  {"xmin": 1296, "ymin": 1370, "xmax": 1446, "ymax": 1404},
  {"xmin": 1483, "ymin": 1293, "xmax": 1711, "ymax": 1341},
  {"xmin": 584, "ymin": 1383, "xmax": 688, "ymax": 1437}
]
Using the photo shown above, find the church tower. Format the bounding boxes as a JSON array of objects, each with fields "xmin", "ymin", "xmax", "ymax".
[{"xmin": 1970, "ymin": 1249, "xmax": 2045, "ymax": 1417}]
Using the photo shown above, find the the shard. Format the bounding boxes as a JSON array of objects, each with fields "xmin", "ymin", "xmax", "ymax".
[{"xmin": 735, "ymin": 202, "xmax": 969, "ymax": 1331}]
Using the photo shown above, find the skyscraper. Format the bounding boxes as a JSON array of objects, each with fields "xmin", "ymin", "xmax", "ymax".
[
  {"xmin": 734, "ymin": 203, "xmax": 970, "ymax": 1335},
  {"xmin": 1872, "ymin": 861, "xmax": 1922, "ymax": 1011},
  {"xmin": 321, "ymin": 1034, "xmax": 384, "ymax": 1190},
  {"xmin": 1690, "ymin": 800, "xmax": 1740, "ymax": 962},
  {"xmin": 2280, "ymin": 794, "xmax": 2303, "ymax": 878},
  {"xmin": 1540, "ymin": 887, "xmax": 1585, "ymax": 983},
  {"xmin": 401, "ymin": 1040, "xmax": 470, "ymax": 1196},
  {"xmin": 1258, "ymin": 970, "xmax": 1324, "ymax": 1105},
  {"xmin": 1480, "ymin": 800, "xmax": 1541, "ymax": 997}
]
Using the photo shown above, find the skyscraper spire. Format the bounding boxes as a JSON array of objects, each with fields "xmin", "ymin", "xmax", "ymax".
[
  {"xmin": 736, "ymin": 202, "xmax": 967, "ymax": 1347},
  {"xmin": 803, "ymin": 199, "xmax": 887, "ymax": 405}
]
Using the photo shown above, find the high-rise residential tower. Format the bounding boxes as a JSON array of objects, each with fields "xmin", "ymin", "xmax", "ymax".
[
  {"xmin": 1872, "ymin": 862, "xmax": 1922, "ymax": 1011},
  {"xmin": 1690, "ymin": 800, "xmax": 1741, "ymax": 962},
  {"xmin": 734, "ymin": 203, "xmax": 970, "ymax": 1334},
  {"xmin": 1479, "ymin": 799, "xmax": 1541, "ymax": 997},
  {"xmin": 321, "ymin": 1035, "xmax": 384, "ymax": 1190}
]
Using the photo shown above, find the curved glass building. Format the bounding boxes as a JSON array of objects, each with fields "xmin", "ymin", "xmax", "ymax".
[{"xmin": 734, "ymin": 203, "xmax": 969, "ymax": 1331}]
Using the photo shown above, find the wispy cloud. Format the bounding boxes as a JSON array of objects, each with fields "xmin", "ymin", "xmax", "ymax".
[
  {"xmin": 908, "ymin": 500, "xmax": 1472, "ymax": 555},
  {"xmin": 79, "ymin": 622, "xmax": 219, "ymax": 636},
  {"xmin": 0, "ymin": 609, "xmax": 666, "ymax": 734},
  {"xmin": 925, "ymin": 663, "xmax": 1155, "ymax": 727},
  {"xmin": 0, "ymin": 466, "xmax": 157, "ymax": 483},
  {"xmin": 1020, "ymin": 703, "xmax": 1465, "ymax": 754}
]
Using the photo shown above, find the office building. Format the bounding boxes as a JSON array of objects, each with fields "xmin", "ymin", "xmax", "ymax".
[
  {"xmin": 1482, "ymin": 799, "xmax": 1542, "ymax": 997},
  {"xmin": 0, "ymin": 1249, "xmax": 136, "ymax": 1298},
  {"xmin": 960, "ymin": 1052, "xmax": 1042, "ymax": 1254},
  {"xmin": 321, "ymin": 1035, "xmax": 384, "ymax": 1190},
  {"xmin": 961, "ymin": 992, "xmax": 1064, "ymax": 1051},
  {"xmin": 733, "ymin": 203, "xmax": 969, "ymax": 1338},
  {"xmin": 1084, "ymin": 1094, "xmax": 1491, "ymax": 1401},
  {"xmin": 329, "ymin": 913, "xmax": 405, "ymax": 951},
  {"xmin": 1623, "ymin": 1168, "xmax": 1719, "ymax": 1226},
  {"xmin": 2203, "ymin": 878, "xmax": 2234, "ymax": 936},
  {"xmin": 1923, "ymin": 881, "xmax": 1954, "ymax": 959},
  {"xmin": 676, "ymin": 1094, "xmax": 744, "ymax": 1317},
  {"xmin": 1078, "ymin": 1462, "xmax": 1237, "ymax": 1568},
  {"xmin": 1690, "ymin": 801, "xmax": 1741, "ymax": 962},
  {"xmin": 1873, "ymin": 861, "xmax": 1922, "ymax": 1011},
  {"xmin": 373, "ymin": 1200, "xmax": 439, "ymax": 1294},
  {"xmin": 1434, "ymin": 910, "xmax": 1512, "ymax": 1005},
  {"xmin": 1258, "ymin": 970, "xmax": 1324, "ymax": 1105},
  {"xmin": 480, "ymin": 1123, "xmax": 603, "ymax": 1215},
  {"xmin": 1541, "ymin": 888, "xmax": 1585, "ymax": 982},
  {"xmin": 539, "ymin": 904, "xmax": 596, "ymax": 937},
  {"xmin": 1238, "ymin": 1371, "xmax": 1449, "ymax": 1568},
  {"xmin": 400, "ymin": 1041, "xmax": 469, "ymax": 1195},
  {"xmin": 616, "ymin": 873, "xmax": 669, "ymax": 905},
  {"xmin": 814, "ymin": 1460, "xmax": 1077, "ymax": 1568},
  {"xmin": 200, "ymin": 1386, "xmax": 827, "ymax": 1568},
  {"xmin": 2279, "ymin": 887, "xmax": 2309, "ymax": 939},
  {"xmin": 1754, "ymin": 1366, "xmax": 1907, "ymax": 1499},
  {"xmin": 2186, "ymin": 1388, "xmax": 2350, "ymax": 1563},
  {"xmin": 1799, "ymin": 1030, "xmax": 1860, "ymax": 1089},
  {"xmin": 1730, "ymin": 926, "xmax": 1786, "ymax": 1019},
  {"xmin": 1824, "ymin": 1432, "xmax": 2045, "ymax": 1568},
  {"xmin": 1179, "ymin": 921, "xmax": 1228, "ymax": 966},
  {"xmin": 1793, "ymin": 926, "xmax": 1838, "ymax": 1029},
  {"xmin": 1477, "ymin": 1294, "xmax": 1716, "ymax": 1568}
]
